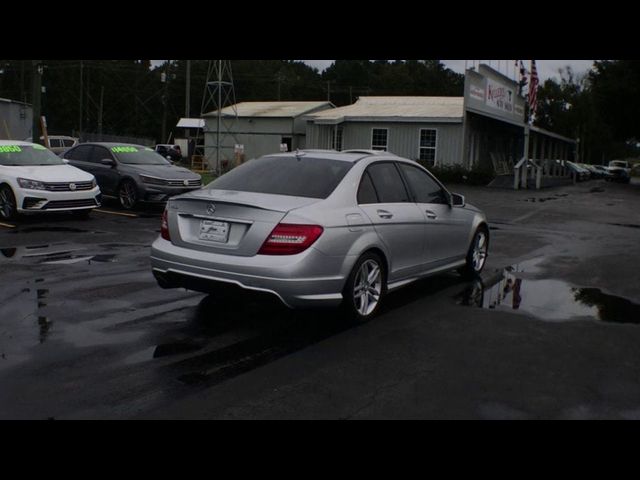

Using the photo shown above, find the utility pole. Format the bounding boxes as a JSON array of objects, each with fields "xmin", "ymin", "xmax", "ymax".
[
  {"xmin": 217, "ymin": 61, "xmax": 222, "ymax": 170},
  {"xmin": 161, "ymin": 61, "xmax": 170, "ymax": 144},
  {"xmin": 184, "ymin": 60, "xmax": 191, "ymax": 138},
  {"xmin": 20, "ymin": 60, "xmax": 25, "ymax": 103},
  {"xmin": 79, "ymin": 60, "xmax": 83, "ymax": 140},
  {"xmin": 31, "ymin": 61, "xmax": 42, "ymax": 144},
  {"xmin": 98, "ymin": 85, "xmax": 104, "ymax": 138},
  {"xmin": 326, "ymin": 80, "xmax": 331, "ymax": 102}
]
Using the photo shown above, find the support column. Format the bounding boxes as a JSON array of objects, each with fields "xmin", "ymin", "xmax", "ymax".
[{"xmin": 521, "ymin": 125, "xmax": 530, "ymax": 189}]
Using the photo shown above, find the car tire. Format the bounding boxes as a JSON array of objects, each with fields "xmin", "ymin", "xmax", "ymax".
[
  {"xmin": 0, "ymin": 185, "xmax": 18, "ymax": 221},
  {"xmin": 342, "ymin": 251, "xmax": 386, "ymax": 324},
  {"xmin": 459, "ymin": 226, "xmax": 489, "ymax": 279},
  {"xmin": 119, "ymin": 179, "xmax": 138, "ymax": 210}
]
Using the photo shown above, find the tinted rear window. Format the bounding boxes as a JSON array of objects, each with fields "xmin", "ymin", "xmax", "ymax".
[
  {"xmin": 208, "ymin": 156, "xmax": 353, "ymax": 199},
  {"xmin": 366, "ymin": 162, "xmax": 411, "ymax": 203}
]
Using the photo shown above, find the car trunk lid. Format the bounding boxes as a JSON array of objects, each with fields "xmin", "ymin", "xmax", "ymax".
[{"xmin": 167, "ymin": 189, "xmax": 320, "ymax": 256}]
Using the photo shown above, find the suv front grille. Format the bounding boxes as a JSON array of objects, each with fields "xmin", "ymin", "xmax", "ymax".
[
  {"xmin": 165, "ymin": 179, "xmax": 201, "ymax": 187},
  {"xmin": 44, "ymin": 181, "xmax": 94, "ymax": 192}
]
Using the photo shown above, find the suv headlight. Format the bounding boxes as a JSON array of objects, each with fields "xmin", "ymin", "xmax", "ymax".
[
  {"xmin": 91, "ymin": 178, "xmax": 97, "ymax": 188},
  {"xmin": 18, "ymin": 178, "xmax": 47, "ymax": 190},
  {"xmin": 139, "ymin": 175, "xmax": 166, "ymax": 185}
]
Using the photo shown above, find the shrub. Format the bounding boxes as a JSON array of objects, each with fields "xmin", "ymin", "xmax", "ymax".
[{"xmin": 425, "ymin": 163, "xmax": 496, "ymax": 186}]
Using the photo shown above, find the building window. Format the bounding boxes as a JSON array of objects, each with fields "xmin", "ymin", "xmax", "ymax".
[
  {"xmin": 419, "ymin": 129, "xmax": 437, "ymax": 164},
  {"xmin": 333, "ymin": 126, "xmax": 343, "ymax": 151},
  {"xmin": 371, "ymin": 128, "xmax": 388, "ymax": 151}
]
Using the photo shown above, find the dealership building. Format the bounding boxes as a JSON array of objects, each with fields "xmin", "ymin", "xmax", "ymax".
[
  {"xmin": 305, "ymin": 64, "xmax": 576, "ymax": 184},
  {"xmin": 200, "ymin": 64, "xmax": 576, "ymax": 187},
  {"xmin": 202, "ymin": 101, "xmax": 334, "ymax": 166}
]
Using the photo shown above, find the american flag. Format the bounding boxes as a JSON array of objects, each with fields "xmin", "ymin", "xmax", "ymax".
[{"xmin": 528, "ymin": 60, "xmax": 539, "ymax": 123}]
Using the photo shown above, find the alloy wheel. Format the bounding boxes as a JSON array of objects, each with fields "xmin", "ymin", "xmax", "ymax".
[
  {"xmin": 0, "ymin": 187, "xmax": 16, "ymax": 220},
  {"xmin": 353, "ymin": 259, "xmax": 382, "ymax": 316},
  {"xmin": 472, "ymin": 231, "xmax": 488, "ymax": 272},
  {"xmin": 119, "ymin": 182, "xmax": 137, "ymax": 209}
]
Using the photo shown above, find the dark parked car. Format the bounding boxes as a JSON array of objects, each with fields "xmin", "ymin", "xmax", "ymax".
[
  {"xmin": 154, "ymin": 144, "xmax": 182, "ymax": 163},
  {"xmin": 62, "ymin": 143, "xmax": 202, "ymax": 209},
  {"xmin": 588, "ymin": 165, "xmax": 610, "ymax": 179},
  {"xmin": 606, "ymin": 160, "xmax": 631, "ymax": 183},
  {"xmin": 565, "ymin": 161, "xmax": 590, "ymax": 181}
]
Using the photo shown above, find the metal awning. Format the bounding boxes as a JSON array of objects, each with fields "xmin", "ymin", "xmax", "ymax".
[{"xmin": 176, "ymin": 118, "xmax": 204, "ymax": 129}]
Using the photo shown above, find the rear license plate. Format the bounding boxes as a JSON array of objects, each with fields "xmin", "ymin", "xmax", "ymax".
[{"xmin": 199, "ymin": 220, "xmax": 229, "ymax": 243}]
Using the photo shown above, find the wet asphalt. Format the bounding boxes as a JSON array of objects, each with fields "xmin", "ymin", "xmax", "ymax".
[{"xmin": 1, "ymin": 180, "xmax": 640, "ymax": 419}]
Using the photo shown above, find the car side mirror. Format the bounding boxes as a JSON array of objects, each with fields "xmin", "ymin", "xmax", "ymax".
[
  {"xmin": 451, "ymin": 193, "xmax": 465, "ymax": 207},
  {"xmin": 101, "ymin": 158, "xmax": 116, "ymax": 167}
]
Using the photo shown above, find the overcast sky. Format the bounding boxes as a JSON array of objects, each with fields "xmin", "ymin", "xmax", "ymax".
[{"xmin": 300, "ymin": 60, "xmax": 596, "ymax": 83}]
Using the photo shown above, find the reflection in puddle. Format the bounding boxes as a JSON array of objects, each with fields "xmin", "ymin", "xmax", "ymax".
[
  {"xmin": 7, "ymin": 226, "xmax": 107, "ymax": 234},
  {"xmin": 458, "ymin": 264, "xmax": 640, "ymax": 324},
  {"xmin": 36, "ymin": 288, "xmax": 51, "ymax": 343},
  {"xmin": 0, "ymin": 244, "xmax": 117, "ymax": 265}
]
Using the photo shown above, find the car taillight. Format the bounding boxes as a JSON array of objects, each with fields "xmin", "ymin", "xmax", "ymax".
[
  {"xmin": 160, "ymin": 209, "xmax": 171, "ymax": 241},
  {"xmin": 258, "ymin": 224, "xmax": 323, "ymax": 255}
]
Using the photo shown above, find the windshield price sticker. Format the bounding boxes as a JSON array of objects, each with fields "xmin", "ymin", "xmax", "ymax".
[
  {"xmin": 0, "ymin": 145, "xmax": 22, "ymax": 153},
  {"xmin": 111, "ymin": 146, "xmax": 139, "ymax": 153}
]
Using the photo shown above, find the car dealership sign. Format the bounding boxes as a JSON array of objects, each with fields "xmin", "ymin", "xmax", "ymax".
[{"xmin": 486, "ymin": 79, "xmax": 515, "ymax": 114}]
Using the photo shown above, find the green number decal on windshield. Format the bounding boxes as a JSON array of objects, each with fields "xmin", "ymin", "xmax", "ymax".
[
  {"xmin": 0, "ymin": 145, "xmax": 22, "ymax": 153},
  {"xmin": 111, "ymin": 146, "xmax": 139, "ymax": 153}
]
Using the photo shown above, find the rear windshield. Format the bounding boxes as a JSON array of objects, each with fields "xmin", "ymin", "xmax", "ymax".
[
  {"xmin": 110, "ymin": 146, "xmax": 171, "ymax": 165},
  {"xmin": 0, "ymin": 144, "xmax": 65, "ymax": 166},
  {"xmin": 610, "ymin": 161, "xmax": 627, "ymax": 168},
  {"xmin": 208, "ymin": 155, "xmax": 353, "ymax": 199}
]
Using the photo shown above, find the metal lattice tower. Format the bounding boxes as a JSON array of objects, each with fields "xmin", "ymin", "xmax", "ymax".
[{"xmin": 200, "ymin": 60, "xmax": 239, "ymax": 175}]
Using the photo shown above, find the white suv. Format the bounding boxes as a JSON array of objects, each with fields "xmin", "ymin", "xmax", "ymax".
[{"xmin": 0, "ymin": 141, "xmax": 101, "ymax": 221}]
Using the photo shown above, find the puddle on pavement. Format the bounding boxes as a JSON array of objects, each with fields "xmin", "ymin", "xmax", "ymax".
[
  {"xmin": 0, "ymin": 283, "xmax": 52, "ymax": 370},
  {"xmin": 7, "ymin": 226, "xmax": 107, "ymax": 234},
  {"xmin": 457, "ymin": 260, "xmax": 640, "ymax": 324},
  {"xmin": 0, "ymin": 244, "xmax": 117, "ymax": 265}
]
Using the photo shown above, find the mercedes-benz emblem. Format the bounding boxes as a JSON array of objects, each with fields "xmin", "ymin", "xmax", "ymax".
[
  {"xmin": 206, "ymin": 203, "xmax": 216, "ymax": 215},
  {"xmin": 69, "ymin": 183, "xmax": 77, "ymax": 191}
]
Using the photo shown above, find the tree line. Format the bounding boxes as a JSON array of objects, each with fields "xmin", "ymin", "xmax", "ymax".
[
  {"xmin": 534, "ymin": 60, "xmax": 640, "ymax": 163},
  {"xmin": 0, "ymin": 60, "xmax": 463, "ymax": 143},
  {"xmin": 0, "ymin": 59, "xmax": 638, "ymax": 163}
]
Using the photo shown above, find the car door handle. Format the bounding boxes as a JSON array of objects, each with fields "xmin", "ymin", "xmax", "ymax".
[
  {"xmin": 376, "ymin": 209, "xmax": 393, "ymax": 219},
  {"xmin": 425, "ymin": 210, "xmax": 438, "ymax": 219}
]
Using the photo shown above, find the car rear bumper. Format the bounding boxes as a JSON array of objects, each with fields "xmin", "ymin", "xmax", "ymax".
[{"xmin": 150, "ymin": 237, "xmax": 349, "ymax": 308}]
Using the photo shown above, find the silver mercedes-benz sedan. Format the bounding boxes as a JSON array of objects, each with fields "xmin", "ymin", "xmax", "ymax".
[{"xmin": 151, "ymin": 150, "xmax": 489, "ymax": 322}]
